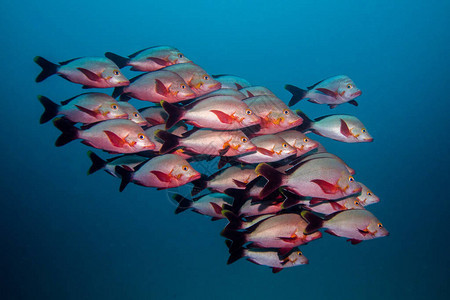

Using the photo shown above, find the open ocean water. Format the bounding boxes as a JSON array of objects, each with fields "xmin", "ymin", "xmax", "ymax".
[{"xmin": 1, "ymin": 0, "xmax": 449, "ymax": 299}]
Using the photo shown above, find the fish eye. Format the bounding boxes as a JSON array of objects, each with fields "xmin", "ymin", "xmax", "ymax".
[
  {"xmin": 241, "ymin": 137, "xmax": 248, "ymax": 143},
  {"xmin": 245, "ymin": 109, "xmax": 253, "ymax": 115},
  {"xmin": 303, "ymin": 138, "xmax": 309, "ymax": 142},
  {"xmin": 178, "ymin": 53, "xmax": 183, "ymax": 58},
  {"xmin": 297, "ymin": 251, "xmax": 302, "ymax": 256},
  {"xmin": 180, "ymin": 84, "xmax": 186, "ymax": 89},
  {"xmin": 349, "ymin": 176, "xmax": 354, "ymax": 182},
  {"xmin": 138, "ymin": 134, "xmax": 145, "ymax": 140},
  {"xmin": 361, "ymin": 128, "xmax": 366, "ymax": 133},
  {"xmin": 182, "ymin": 165, "xmax": 189, "ymax": 171},
  {"xmin": 203, "ymin": 75, "xmax": 209, "ymax": 80},
  {"xmin": 354, "ymin": 200, "xmax": 360, "ymax": 205},
  {"xmin": 283, "ymin": 109, "xmax": 290, "ymax": 115},
  {"xmin": 367, "ymin": 191, "xmax": 372, "ymax": 196},
  {"xmin": 134, "ymin": 113, "xmax": 139, "ymax": 118},
  {"xmin": 111, "ymin": 104, "xmax": 118, "ymax": 110},
  {"xmin": 113, "ymin": 70, "xmax": 120, "ymax": 76},
  {"xmin": 347, "ymin": 84, "xmax": 353, "ymax": 89},
  {"xmin": 377, "ymin": 223, "xmax": 383, "ymax": 229},
  {"xmin": 282, "ymin": 143, "xmax": 288, "ymax": 148}
]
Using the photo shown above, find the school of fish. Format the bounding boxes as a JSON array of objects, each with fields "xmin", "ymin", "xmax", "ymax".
[{"xmin": 34, "ymin": 45, "xmax": 388, "ymax": 273}]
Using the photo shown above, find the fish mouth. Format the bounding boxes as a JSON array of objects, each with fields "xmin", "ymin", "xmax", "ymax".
[
  {"xmin": 365, "ymin": 137, "xmax": 374, "ymax": 142},
  {"xmin": 117, "ymin": 113, "xmax": 129, "ymax": 119},
  {"xmin": 289, "ymin": 118, "xmax": 303, "ymax": 127},
  {"xmin": 352, "ymin": 90, "xmax": 362, "ymax": 97},
  {"xmin": 118, "ymin": 80, "xmax": 130, "ymax": 86},
  {"xmin": 190, "ymin": 173, "xmax": 202, "ymax": 181}
]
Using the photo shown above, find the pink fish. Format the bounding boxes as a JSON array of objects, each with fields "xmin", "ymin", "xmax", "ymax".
[
  {"xmin": 138, "ymin": 106, "xmax": 168, "ymax": 126},
  {"xmin": 275, "ymin": 131, "xmax": 319, "ymax": 157},
  {"xmin": 237, "ymin": 135, "xmax": 297, "ymax": 164},
  {"xmin": 163, "ymin": 63, "xmax": 221, "ymax": 96},
  {"xmin": 243, "ymin": 95, "xmax": 303, "ymax": 135},
  {"xmin": 356, "ymin": 182, "xmax": 380, "ymax": 206},
  {"xmin": 38, "ymin": 93, "xmax": 128, "ymax": 124},
  {"xmin": 117, "ymin": 101, "xmax": 148, "ymax": 126},
  {"xmin": 255, "ymin": 158, "xmax": 362, "ymax": 200},
  {"xmin": 286, "ymin": 75, "xmax": 362, "ymax": 108},
  {"xmin": 162, "ymin": 95, "xmax": 260, "ymax": 130},
  {"xmin": 112, "ymin": 70, "xmax": 196, "ymax": 103},
  {"xmin": 53, "ymin": 118, "xmax": 155, "ymax": 153},
  {"xmin": 301, "ymin": 209, "xmax": 389, "ymax": 244},
  {"xmin": 194, "ymin": 88, "xmax": 247, "ymax": 101},
  {"xmin": 304, "ymin": 197, "xmax": 365, "ymax": 215},
  {"xmin": 116, "ymin": 154, "xmax": 201, "ymax": 191},
  {"xmin": 34, "ymin": 56, "xmax": 129, "ymax": 88},
  {"xmin": 172, "ymin": 192, "xmax": 233, "ymax": 220},
  {"xmin": 105, "ymin": 46, "xmax": 191, "ymax": 71}
]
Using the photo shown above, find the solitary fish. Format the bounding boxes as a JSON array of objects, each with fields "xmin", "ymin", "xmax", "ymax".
[
  {"xmin": 113, "ymin": 70, "xmax": 196, "ymax": 103},
  {"xmin": 212, "ymin": 74, "xmax": 252, "ymax": 90},
  {"xmin": 38, "ymin": 93, "xmax": 128, "ymax": 124},
  {"xmin": 163, "ymin": 63, "xmax": 221, "ymax": 97},
  {"xmin": 115, "ymin": 154, "xmax": 201, "ymax": 191},
  {"xmin": 297, "ymin": 111, "xmax": 373, "ymax": 143},
  {"xmin": 255, "ymin": 158, "xmax": 362, "ymax": 200},
  {"xmin": 301, "ymin": 209, "xmax": 389, "ymax": 244},
  {"xmin": 53, "ymin": 118, "xmax": 155, "ymax": 153},
  {"xmin": 243, "ymin": 95, "xmax": 303, "ymax": 135},
  {"xmin": 105, "ymin": 46, "xmax": 191, "ymax": 71},
  {"xmin": 34, "ymin": 56, "xmax": 129, "ymax": 88},
  {"xmin": 172, "ymin": 192, "xmax": 233, "ymax": 220},
  {"xmin": 161, "ymin": 96, "xmax": 260, "ymax": 130},
  {"xmin": 226, "ymin": 244, "xmax": 308, "ymax": 273},
  {"xmin": 156, "ymin": 128, "xmax": 256, "ymax": 157},
  {"xmin": 285, "ymin": 75, "xmax": 362, "ymax": 108}
]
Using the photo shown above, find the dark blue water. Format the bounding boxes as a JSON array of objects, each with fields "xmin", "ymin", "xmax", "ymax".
[{"xmin": 2, "ymin": 1, "xmax": 449, "ymax": 299}]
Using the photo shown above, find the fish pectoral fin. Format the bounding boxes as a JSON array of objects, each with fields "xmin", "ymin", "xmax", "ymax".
[
  {"xmin": 279, "ymin": 233, "xmax": 298, "ymax": 243},
  {"xmin": 77, "ymin": 68, "xmax": 102, "ymax": 81},
  {"xmin": 315, "ymin": 88, "xmax": 337, "ymax": 97},
  {"xmin": 349, "ymin": 100, "xmax": 358, "ymax": 106},
  {"xmin": 347, "ymin": 239, "xmax": 363, "ymax": 245},
  {"xmin": 339, "ymin": 119, "xmax": 352, "ymax": 137},
  {"xmin": 155, "ymin": 79, "xmax": 170, "ymax": 96},
  {"xmin": 150, "ymin": 170, "xmax": 172, "ymax": 183},
  {"xmin": 272, "ymin": 267, "xmax": 283, "ymax": 274},
  {"xmin": 311, "ymin": 179, "xmax": 339, "ymax": 194},
  {"xmin": 146, "ymin": 57, "xmax": 170, "ymax": 66},
  {"xmin": 218, "ymin": 145, "xmax": 231, "ymax": 156},
  {"xmin": 209, "ymin": 202, "xmax": 223, "ymax": 215},
  {"xmin": 256, "ymin": 147, "xmax": 274, "ymax": 156},
  {"xmin": 104, "ymin": 130, "xmax": 126, "ymax": 148},
  {"xmin": 75, "ymin": 105, "xmax": 100, "ymax": 117},
  {"xmin": 329, "ymin": 201, "xmax": 345, "ymax": 211},
  {"xmin": 232, "ymin": 179, "xmax": 247, "ymax": 188},
  {"xmin": 277, "ymin": 248, "xmax": 294, "ymax": 260},
  {"xmin": 358, "ymin": 227, "xmax": 370, "ymax": 236},
  {"xmin": 210, "ymin": 110, "xmax": 233, "ymax": 124}
]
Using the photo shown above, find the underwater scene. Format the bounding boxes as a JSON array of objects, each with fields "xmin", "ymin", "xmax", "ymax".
[{"xmin": 2, "ymin": 0, "xmax": 449, "ymax": 299}]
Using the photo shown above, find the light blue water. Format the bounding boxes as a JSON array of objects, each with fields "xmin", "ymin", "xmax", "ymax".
[{"xmin": 1, "ymin": 1, "xmax": 449, "ymax": 299}]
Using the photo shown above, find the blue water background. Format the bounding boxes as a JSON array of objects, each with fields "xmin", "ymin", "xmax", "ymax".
[{"xmin": 1, "ymin": 0, "xmax": 449, "ymax": 299}]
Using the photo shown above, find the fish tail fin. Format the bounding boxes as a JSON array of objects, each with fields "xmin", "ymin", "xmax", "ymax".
[
  {"xmin": 161, "ymin": 101, "xmax": 186, "ymax": 129},
  {"xmin": 171, "ymin": 193, "xmax": 193, "ymax": 214},
  {"xmin": 255, "ymin": 163, "xmax": 286, "ymax": 199},
  {"xmin": 285, "ymin": 84, "xmax": 308, "ymax": 106},
  {"xmin": 38, "ymin": 95, "xmax": 60, "ymax": 124},
  {"xmin": 226, "ymin": 240, "xmax": 245, "ymax": 265},
  {"xmin": 114, "ymin": 165, "xmax": 132, "ymax": 192},
  {"xmin": 104, "ymin": 52, "xmax": 129, "ymax": 69},
  {"xmin": 221, "ymin": 210, "xmax": 247, "ymax": 252},
  {"xmin": 301, "ymin": 210, "xmax": 324, "ymax": 234},
  {"xmin": 112, "ymin": 86, "xmax": 124, "ymax": 99},
  {"xmin": 34, "ymin": 56, "xmax": 59, "ymax": 82},
  {"xmin": 155, "ymin": 129, "xmax": 180, "ymax": 154},
  {"xmin": 295, "ymin": 110, "xmax": 313, "ymax": 132},
  {"xmin": 190, "ymin": 174, "xmax": 208, "ymax": 196},
  {"xmin": 224, "ymin": 188, "xmax": 249, "ymax": 215},
  {"xmin": 53, "ymin": 117, "xmax": 79, "ymax": 146},
  {"xmin": 86, "ymin": 151, "xmax": 106, "ymax": 175},
  {"xmin": 119, "ymin": 94, "xmax": 131, "ymax": 102}
]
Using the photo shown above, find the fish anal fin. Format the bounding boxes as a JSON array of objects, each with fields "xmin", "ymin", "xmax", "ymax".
[{"xmin": 347, "ymin": 239, "xmax": 363, "ymax": 245}]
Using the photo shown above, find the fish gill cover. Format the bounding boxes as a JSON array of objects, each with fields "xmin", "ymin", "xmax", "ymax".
[{"xmin": 34, "ymin": 45, "xmax": 388, "ymax": 273}]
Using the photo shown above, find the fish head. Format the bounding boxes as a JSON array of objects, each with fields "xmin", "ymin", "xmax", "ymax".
[
  {"xmin": 190, "ymin": 73, "xmax": 221, "ymax": 96},
  {"xmin": 342, "ymin": 197, "xmax": 365, "ymax": 210},
  {"xmin": 304, "ymin": 231, "xmax": 322, "ymax": 243},
  {"xmin": 356, "ymin": 127, "xmax": 373, "ymax": 142},
  {"xmin": 337, "ymin": 172, "xmax": 362, "ymax": 196},
  {"xmin": 273, "ymin": 139, "xmax": 297, "ymax": 157},
  {"xmin": 337, "ymin": 76, "xmax": 361, "ymax": 100},
  {"xmin": 285, "ymin": 250, "xmax": 309, "ymax": 266},
  {"xmin": 296, "ymin": 136, "xmax": 319, "ymax": 155},
  {"xmin": 366, "ymin": 218, "xmax": 389, "ymax": 238},
  {"xmin": 229, "ymin": 134, "xmax": 257, "ymax": 154},
  {"xmin": 102, "ymin": 67, "xmax": 129, "ymax": 86},
  {"xmin": 131, "ymin": 132, "xmax": 155, "ymax": 151},
  {"xmin": 271, "ymin": 109, "xmax": 303, "ymax": 130},
  {"xmin": 172, "ymin": 162, "xmax": 201, "ymax": 183},
  {"xmin": 237, "ymin": 107, "xmax": 261, "ymax": 127},
  {"xmin": 128, "ymin": 111, "xmax": 149, "ymax": 126},
  {"xmin": 356, "ymin": 182, "xmax": 380, "ymax": 206},
  {"xmin": 170, "ymin": 81, "xmax": 196, "ymax": 100},
  {"xmin": 169, "ymin": 51, "xmax": 192, "ymax": 64},
  {"xmin": 100, "ymin": 101, "xmax": 128, "ymax": 120}
]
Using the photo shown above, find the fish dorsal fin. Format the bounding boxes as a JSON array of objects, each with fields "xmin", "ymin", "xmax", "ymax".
[
  {"xmin": 60, "ymin": 93, "xmax": 88, "ymax": 106},
  {"xmin": 307, "ymin": 79, "xmax": 324, "ymax": 90},
  {"xmin": 314, "ymin": 114, "xmax": 335, "ymax": 122},
  {"xmin": 59, "ymin": 57, "xmax": 81, "ymax": 65},
  {"xmin": 284, "ymin": 159, "xmax": 310, "ymax": 175},
  {"xmin": 181, "ymin": 127, "xmax": 200, "ymax": 138},
  {"xmin": 128, "ymin": 47, "xmax": 151, "ymax": 58},
  {"xmin": 129, "ymin": 73, "xmax": 146, "ymax": 83}
]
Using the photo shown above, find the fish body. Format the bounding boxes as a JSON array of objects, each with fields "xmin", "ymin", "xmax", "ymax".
[
  {"xmin": 297, "ymin": 112, "xmax": 373, "ymax": 143},
  {"xmin": 34, "ymin": 56, "xmax": 129, "ymax": 88},
  {"xmin": 114, "ymin": 70, "xmax": 196, "ymax": 103},
  {"xmin": 275, "ymin": 131, "xmax": 319, "ymax": 156},
  {"xmin": 285, "ymin": 75, "xmax": 361, "ymax": 108},
  {"xmin": 162, "ymin": 96, "xmax": 260, "ymax": 130},
  {"xmin": 295, "ymin": 151, "xmax": 355, "ymax": 175},
  {"xmin": 243, "ymin": 95, "xmax": 303, "ymax": 135},
  {"xmin": 212, "ymin": 74, "xmax": 252, "ymax": 90},
  {"xmin": 222, "ymin": 212, "xmax": 322, "ymax": 250},
  {"xmin": 172, "ymin": 193, "xmax": 233, "ymax": 220},
  {"xmin": 53, "ymin": 118, "xmax": 155, "ymax": 153},
  {"xmin": 304, "ymin": 197, "xmax": 365, "ymax": 215},
  {"xmin": 105, "ymin": 46, "xmax": 191, "ymax": 71},
  {"xmin": 87, "ymin": 151, "xmax": 148, "ymax": 177},
  {"xmin": 138, "ymin": 106, "xmax": 168, "ymax": 126},
  {"xmin": 38, "ymin": 93, "xmax": 128, "ymax": 124},
  {"xmin": 163, "ymin": 63, "xmax": 221, "ymax": 96},
  {"xmin": 194, "ymin": 88, "xmax": 247, "ymax": 101},
  {"xmin": 255, "ymin": 158, "xmax": 362, "ymax": 200},
  {"xmin": 238, "ymin": 135, "xmax": 297, "ymax": 164},
  {"xmin": 116, "ymin": 154, "xmax": 201, "ymax": 191},
  {"xmin": 239, "ymin": 86, "xmax": 276, "ymax": 98},
  {"xmin": 302, "ymin": 209, "xmax": 389, "ymax": 244},
  {"xmin": 117, "ymin": 101, "xmax": 148, "ymax": 126}
]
